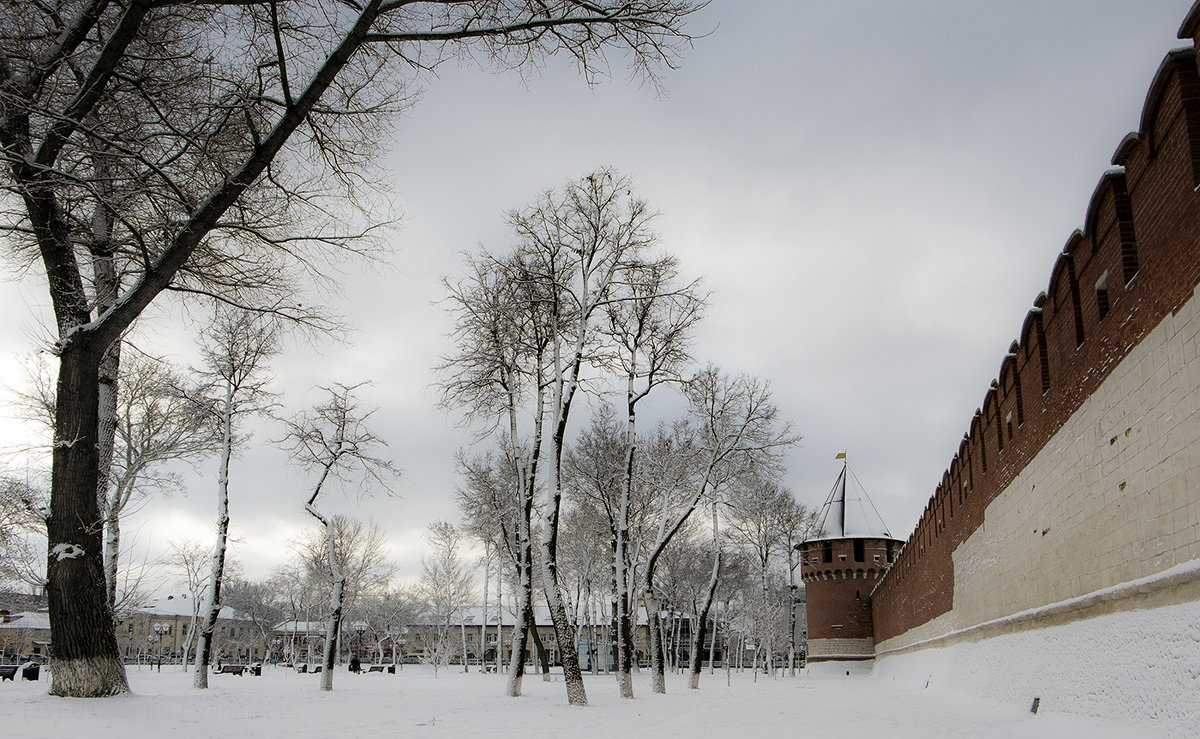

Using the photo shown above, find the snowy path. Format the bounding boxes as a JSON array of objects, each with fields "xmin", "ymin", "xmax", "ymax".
[{"xmin": 0, "ymin": 665, "xmax": 1168, "ymax": 738}]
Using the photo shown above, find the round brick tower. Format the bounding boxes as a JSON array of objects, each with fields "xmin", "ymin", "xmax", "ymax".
[{"xmin": 800, "ymin": 456, "xmax": 903, "ymax": 663}]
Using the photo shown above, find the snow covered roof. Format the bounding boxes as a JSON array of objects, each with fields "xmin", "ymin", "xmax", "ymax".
[
  {"xmin": 134, "ymin": 593, "xmax": 250, "ymax": 621},
  {"xmin": 0, "ymin": 611, "xmax": 50, "ymax": 630},
  {"xmin": 812, "ymin": 458, "xmax": 898, "ymax": 541},
  {"xmin": 274, "ymin": 620, "xmax": 329, "ymax": 633}
]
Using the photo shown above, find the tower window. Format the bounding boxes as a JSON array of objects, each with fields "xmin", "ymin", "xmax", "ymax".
[
  {"xmin": 822, "ymin": 540, "xmax": 832, "ymax": 564},
  {"xmin": 853, "ymin": 539, "xmax": 865, "ymax": 562}
]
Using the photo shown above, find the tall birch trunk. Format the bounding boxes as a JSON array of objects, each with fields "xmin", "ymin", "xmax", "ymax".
[
  {"xmin": 495, "ymin": 557, "xmax": 503, "ymax": 675},
  {"xmin": 689, "ymin": 504, "xmax": 721, "ymax": 689},
  {"xmin": 505, "ymin": 531, "xmax": 533, "ymax": 696},
  {"xmin": 90, "ymin": 170, "xmax": 122, "ymax": 616},
  {"xmin": 194, "ymin": 384, "xmax": 235, "ymax": 689},
  {"xmin": 313, "ymin": 508, "xmax": 345, "ymax": 692},
  {"xmin": 103, "ymin": 502, "xmax": 121, "ymax": 616},
  {"xmin": 481, "ymin": 543, "xmax": 489, "ymax": 673},
  {"xmin": 615, "ymin": 370, "xmax": 638, "ymax": 698},
  {"xmin": 787, "ymin": 544, "xmax": 799, "ymax": 676}
]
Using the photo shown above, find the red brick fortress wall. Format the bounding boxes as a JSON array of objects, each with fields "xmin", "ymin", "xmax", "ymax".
[{"xmin": 870, "ymin": 13, "xmax": 1200, "ymax": 647}]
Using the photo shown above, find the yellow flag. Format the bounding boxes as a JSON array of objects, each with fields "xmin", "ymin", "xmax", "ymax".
[{"xmin": 835, "ymin": 452, "xmax": 846, "ymax": 460}]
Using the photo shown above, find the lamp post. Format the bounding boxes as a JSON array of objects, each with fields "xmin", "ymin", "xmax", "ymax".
[
  {"xmin": 354, "ymin": 622, "xmax": 366, "ymax": 663},
  {"xmin": 152, "ymin": 623, "xmax": 169, "ymax": 671}
]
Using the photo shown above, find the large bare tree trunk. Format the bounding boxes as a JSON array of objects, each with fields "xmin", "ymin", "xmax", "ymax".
[{"xmin": 47, "ymin": 345, "xmax": 129, "ymax": 696}]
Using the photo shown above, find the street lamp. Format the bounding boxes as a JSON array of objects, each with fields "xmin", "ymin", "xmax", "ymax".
[
  {"xmin": 152, "ymin": 623, "xmax": 169, "ymax": 671},
  {"xmin": 354, "ymin": 623, "xmax": 366, "ymax": 665}
]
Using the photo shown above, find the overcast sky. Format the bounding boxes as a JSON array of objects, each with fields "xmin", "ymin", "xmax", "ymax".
[{"xmin": 2, "ymin": 0, "xmax": 1194, "ymax": 591}]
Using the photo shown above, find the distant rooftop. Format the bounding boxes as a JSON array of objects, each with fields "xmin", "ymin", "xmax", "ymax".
[{"xmin": 812, "ymin": 456, "xmax": 897, "ymax": 540}]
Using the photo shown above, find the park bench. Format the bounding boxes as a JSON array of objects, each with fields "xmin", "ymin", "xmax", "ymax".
[
  {"xmin": 217, "ymin": 664, "xmax": 246, "ymax": 676},
  {"xmin": 0, "ymin": 665, "xmax": 17, "ymax": 681},
  {"xmin": 366, "ymin": 664, "xmax": 385, "ymax": 673}
]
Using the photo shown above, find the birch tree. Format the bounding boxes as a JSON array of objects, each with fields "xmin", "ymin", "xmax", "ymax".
[
  {"xmin": 191, "ymin": 310, "xmax": 279, "ymax": 689},
  {"xmin": 167, "ymin": 540, "xmax": 210, "ymax": 671},
  {"xmin": 0, "ymin": 476, "xmax": 47, "ymax": 590},
  {"xmin": 516, "ymin": 168, "xmax": 663, "ymax": 706},
  {"xmin": 640, "ymin": 366, "xmax": 798, "ymax": 693},
  {"xmin": 442, "ymin": 253, "xmax": 552, "ymax": 698},
  {"xmin": 11, "ymin": 353, "xmax": 218, "ymax": 613},
  {"xmin": 418, "ymin": 521, "xmax": 474, "ymax": 676},
  {"xmin": 282, "ymin": 384, "xmax": 397, "ymax": 691},
  {"xmin": 1, "ymin": 0, "xmax": 701, "ymax": 697},
  {"xmin": 563, "ymin": 404, "xmax": 654, "ymax": 694},
  {"xmin": 598, "ymin": 253, "xmax": 704, "ymax": 697},
  {"xmin": 296, "ymin": 515, "xmax": 396, "ymax": 647}
]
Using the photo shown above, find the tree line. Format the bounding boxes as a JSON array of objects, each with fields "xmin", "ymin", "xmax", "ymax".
[
  {"xmin": 0, "ymin": 0, "xmax": 748, "ymax": 702},
  {"xmin": 442, "ymin": 169, "xmax": 819, "ymax": 702}
]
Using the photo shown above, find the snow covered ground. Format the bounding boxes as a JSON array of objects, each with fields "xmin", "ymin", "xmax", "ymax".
[{"xmin": 0, "ymin": 662, "xmax": 1182, "ymax": 738}]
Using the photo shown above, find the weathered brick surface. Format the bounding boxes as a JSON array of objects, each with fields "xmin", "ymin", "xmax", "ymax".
[{"xmin": 870, "ymin": 38, "xmax": 1200, "ymax": 647}]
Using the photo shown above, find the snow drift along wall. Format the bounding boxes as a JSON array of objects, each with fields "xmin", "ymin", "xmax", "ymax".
[{"xmin": 868, "ymin": 4, "xmax": 1200, "ymax": 714}]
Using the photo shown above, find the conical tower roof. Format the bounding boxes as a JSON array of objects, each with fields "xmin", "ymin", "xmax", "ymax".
[{"xmin": 813, "ymin": 455, "xmax": 895, "ymax": 540}]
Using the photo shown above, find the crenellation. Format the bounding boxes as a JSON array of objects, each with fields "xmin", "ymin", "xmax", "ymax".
[{"xmin": 865, "ymin": 33, "xmax": 1200, "ymax": 650}]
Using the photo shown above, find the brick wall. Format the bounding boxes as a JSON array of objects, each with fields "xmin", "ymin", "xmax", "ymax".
[{"xmin": 871, "ymin": 24, "xmax": 1200, "ymax": 647}]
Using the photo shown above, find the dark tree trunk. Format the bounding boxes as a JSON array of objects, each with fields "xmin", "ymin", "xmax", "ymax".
[
  {"xmin": 529, "ymin": 623, "xmax": 551, "ymax": 680},
  {"xmin": 689, "ymin": 548, "xmax": 720, "ymax": 689},
  {"xmin": 645, "ymin": 592, "xmax": 666, "ymax": 694},
  {"xmin": 47, "ymin": 344, "xmax": 129, "ymax": 696}
]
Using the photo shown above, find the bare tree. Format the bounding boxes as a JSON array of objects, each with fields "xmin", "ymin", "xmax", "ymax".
[
  {"xmin": 418, "ymin": 521, "xmax": 474, "ymax": 676},
  {"xmin": 282, "ymin": 384, "xmax": 397, "ymax": 691},
  {"xmin": 0, "ymin": 476, "xmax": 48, "ymax": 591},
  {"xmin": 527, "ymin": 170, "xmax": 655, "ymax": 706},
  {"xmin": 10, "ymin": 353, "xmax": 218, "ymax": 613},
  {"xmin": 1, "ymin": 0, "xmax": 702, "ymax": 697},
  {"xmin": 564, "ymin": 404, "xmax": 655, "ymax": 693},
  {"xmin": 599, "ymin": 249, "xmax": 704, "ymax": 698},
  {"xmin": 775, "ymin": 493, "xmax": 819, "ymax": 675},
  {"xmin": 268, "ymin": 563, "xmax": 323, "ymax": 665},
  {"xmin": 640, "ymin": 366, "xmax": 798, "ymax": 693},
  {"xmin": 441, "ymin": 252, "xmax": 551, "ymax": 699},
  {"xmin": 107, "ymin": 355, "xmax": 217, "ymax": 614},
  {"xmin": 295, "ymin": 515, "xmax": 396, "ymax": 637},
  {"xmin": 725, "ymin": 476, "xmax": 789, "ymax": 677},
  {"xmin": 355, "ymin": 585, "xmax": 422, "ymax": 665},
  {"xmin": 190, "ymin": 309, "xmax": 279, "ymax": 689},
  {"xmin": 221, "ymin": 576, "xmax": 285, "ymax": 665},
  {"xmin": 167, "ymin": 540, "xmax": 211, "ymax": 671}
]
